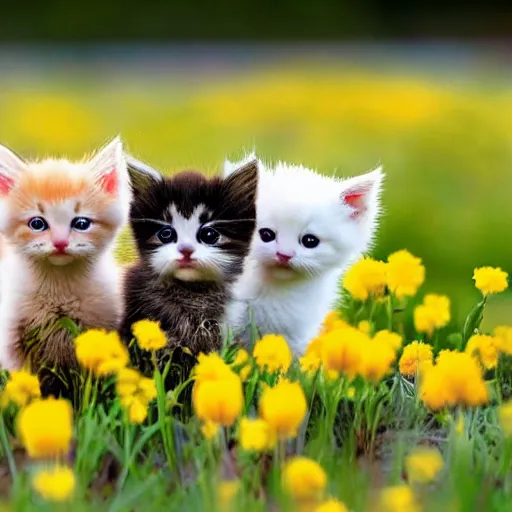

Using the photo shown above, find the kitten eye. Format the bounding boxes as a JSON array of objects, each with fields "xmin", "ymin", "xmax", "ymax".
[
  {"xmin": 259, "ymin": 228, "xmax": 276, "ymax": 243},
  {"xmin": 198, "ymin": 227, "xmax": 220, "ymax": 245},
  {"xmin": 301, "ymin": 234, "xmax": 320, "ymax": 248},
  {"xmin": 71, "ymin": 217, "xmax": 92, "ymax": 231},
  {"xmin": 157, "ymin": 226, "xmax": 178, "ymax": 244},
  {"xmin": 28, "ymin": 217, "xmax": 48, "ymax": 232}
]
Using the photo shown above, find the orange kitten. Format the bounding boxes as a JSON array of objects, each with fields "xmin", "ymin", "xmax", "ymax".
[{"xmin": 0, "ymin": 137, "xmax": 131, "ymax": 373}]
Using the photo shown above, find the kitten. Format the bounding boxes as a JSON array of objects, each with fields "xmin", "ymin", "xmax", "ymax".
[
  {"xmin": 223, "ymin": 154, "xmax": 384, "ymax": 356},
  {"xmin": 120, "ymin": 155, "xmax": 258, "ymax": 369},
  {"xmin": 0, "ymin": 137, "xmax": 131, "ymax": 374}
]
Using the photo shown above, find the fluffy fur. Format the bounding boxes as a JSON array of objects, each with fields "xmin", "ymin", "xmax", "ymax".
[
  {"xmin": 223, "ymin": 154, "xmax": 384, "ymax": 355},
  {"xmin": 0, "ymin": 137, "xmax": 131, "ymax": 373},
  {"xmin": 120, "ymin": 156, "xmax": 258, "ymax": 363}
]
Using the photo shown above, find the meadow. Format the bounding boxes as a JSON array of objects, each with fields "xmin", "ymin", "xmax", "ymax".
[{"xmin": 0, "ymin": 47, "xmax": 511, "ymax": 510}]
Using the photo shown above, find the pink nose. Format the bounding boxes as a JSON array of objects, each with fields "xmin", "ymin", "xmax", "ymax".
[
  {"xmin": 53, "ymin": 240, "xmax": 69, "ymax": 252},
  {"xmin": 276, "ymin": 252, "xmax": 294, "ymax": 264},
  {"xmin": 178, "ymin": 245, "xmax": 194, "ymax": 260}
]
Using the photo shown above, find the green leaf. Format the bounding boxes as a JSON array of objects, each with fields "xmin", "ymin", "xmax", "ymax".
[
  {"xmin": 57, "ymin": 317, "xmax": 81, "ymax": 337},
  {"xmin": 462, "ymin": 298, "xmax": 487, "ymax": 347},
  {"xmin": 446, "ymin": 332, "xmax": 464, "ymax": 351}
]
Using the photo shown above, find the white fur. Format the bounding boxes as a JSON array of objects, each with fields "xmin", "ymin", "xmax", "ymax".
[
  {"xmin": 223, "ymin": 155, "xmax": 384, "ymax": 355},
  {"xmin": 150, "ymin": 205, "xmax": 237, "ymax": 283}
]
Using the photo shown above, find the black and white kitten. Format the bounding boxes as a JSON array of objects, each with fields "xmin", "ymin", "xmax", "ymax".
[{"xmin": 120, "ymin": 156, "xmax": 258, "ymax": 373}]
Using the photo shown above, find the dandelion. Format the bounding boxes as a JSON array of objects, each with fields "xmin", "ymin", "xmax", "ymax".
[
  {"xmin": 120, "ymin": 394, "xmax": 149, "ymax": 424},
  {"xmin": 358, "ymin": 320, "xmax": 371, "ymax": 334},
  {"xmin": 194, "ymin": 372, "xmax": 244, "ymax": 427},
  {"xmin": 343, "ymin": 257, "xmax": 387, "ymax": 301},
  {"xmin": 386, "ymin": 250, "xmax": 425, "ymax": 298},
  {"xmin": 201, "ymin": 420, "xmax": 219, "ymax": 440},
  {"xmin": 193, "ymin": 352, "xmax": 235, "ymax": 386},
  {"xmin": 239, "ymin": 417, "xmax": 276, "ymax": 452},
  {"xmin": 420, "ymin": 351, "xmax": 488, "ymax": 410},
  {"xmin": 18, "ymin": 398, "xmax": 73, "ymax": 458},
  {"xmin": 282, "ymin": 457, "xmax": 327, "ymax": 502},
  {"xmin": 314, "ymin": 499, "xmax": 349, "ymax": 512},
  {"xmin": 473, "ymin": 266, "xmax": 508, "ymax": 295},
  {"xmin": 414, "ymin": 294, "xmax": 450, "ymax": 335},
  {"xmin": 116, "ymin": 368, "xmax": 156, "ymax": 424},
  {"xmin": 75, "ymin": 329, "xmax": 129, "ymax": 376},
  {"xmin": 465, "ymin": 334, "xmax": 499, "ymax": 370},
  {"xmin": 358, "ymin": 340, "xmax": 396, "ymax": 383},
  {"xmin": 378, "ymin": 485, "xmax": 420, "ymax": 512},
  {"xmin": 1, "ymin": 370, "xmax": 41, "ymax": 407},
  {"xmin": 232, "ymin": 348, "xmax": 250, "ymax": 367},
  {"xmin": 253, "ymin": 334, "xmax": 292, "ymax": 374},
  {"xmin": 32, "ymin": 466, "xmax": 75, "ymax": 502},
  {"xmin": 493, "ymin": 326, "xmax": 512, "ymax": 356},
  {"xmin": 399, "ymin": 342, "xmax": 433, "ymax": 377},
  {"xmin": 320, "ymin": 327, "xmax": 368, "ymax": 379},
  {"xmin": 218, "ymin": 480, "xmax": 240, "ymax": 510},
  {"xmin": 499, "ymin": 402, "xmax": 512, "ymax": 437},
  {"xmin": 300, "ymin": 352, "xmax": 322, "ymax": 376},
  {"xmin": 374, "ymin": 329, "xmax": 402, "ymax": 351},
  {"xmin": 405, "ymin": 446, "xmax": 443, "ymax": 483},
  {"xmin": 320, "ymin": 311, "xmax": 349, "ymax": 334},
  {"xmin": 131, "ymin": 319, "xmax": 167, "ymax": 351},
  {"xmin": 259, "ymin": 379, "xmax": 307, "ymax": 439}
]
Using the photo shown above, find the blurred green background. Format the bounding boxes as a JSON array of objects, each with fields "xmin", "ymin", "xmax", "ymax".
[{"xmin": 0, "ymin": 43, "xmax": 510, "ymax": 326}]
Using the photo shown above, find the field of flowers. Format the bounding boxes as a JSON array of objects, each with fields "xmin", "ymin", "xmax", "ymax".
[
  {"xmin": 0, "ymin": 51, "xmax": 511, "ymax": 510},
  {"xmin": 1, "ymin": 249, "xmax": 512, "ymax": 511}
]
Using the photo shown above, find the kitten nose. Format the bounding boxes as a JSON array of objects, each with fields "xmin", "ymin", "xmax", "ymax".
[
  {"xmin": 276, "ymin": 251, "xmax": 294, "ymax": 264},
  {"xmin": 53, "ymin": 240, "xmax": 69, "ymax": 252},
  {"xmin": 178, "ymin": 244, "xmax": 195, "ymax": 260}
]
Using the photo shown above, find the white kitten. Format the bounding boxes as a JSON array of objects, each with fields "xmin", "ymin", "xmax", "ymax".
[{"xmin": 223, "ymin": 154, "xmax": 384, "ymax": 355}]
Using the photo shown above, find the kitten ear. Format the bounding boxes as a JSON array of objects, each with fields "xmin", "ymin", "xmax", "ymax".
[
  {"xmin": 222, "ymin": 158, "xmax": 259, "ymax": 213},
  {"xmin": 223, "ymin": 151, "xmax": 258, "ymax": 178},
  {"xmin": 0, "ymin": 144, "xmax": 26, "ymax": 195},
  {"xmin": 125, "ymin": 153, "xmax": 163, "ymax": 196},
  {"xmin": 89, "ymin": 136, "xmax": 128, "ymax": 195},
  {"xmin": 340, "ymin": 167, "xmax": 384, "ymax": 221}
]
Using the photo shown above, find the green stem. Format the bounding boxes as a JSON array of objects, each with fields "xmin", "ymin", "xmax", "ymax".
[{"xmin": 0, "ymin": 413, "xmax": 16, "ymax": 479}]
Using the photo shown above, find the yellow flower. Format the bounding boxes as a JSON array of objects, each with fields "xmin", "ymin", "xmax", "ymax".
[
  {"xmin": 75, "ymin": 329, "xmax": 129, "ymax": 376},
  {"xmin": 314, "ymin": 499, "xmax": 349, "ymax": 512},
  {"xmin": 18, "ymin": 398, "xmax": 73, "ymax": 458},
  {"xmin": 131, "ymin": 319, "xmax": 167, "ymax": 351},
  {"xmin": 373, "ymin": 329, "xmax": 402, "ymax": 351},
  {"xmin": 218, "ymin": 480, "xmax": 240, "ymax": 510},
  {"xmin": 493, "ymin": 326, "xmax": 512, "ymax": 355},
  {"xmin": 343, "ymin": 257, "xmax": 387, "ymax": 301},
  {"xmin": 259, "ymin": 380, "xmax": 307, "ymax": 439},
  {"xmin": 414, "ymin": 294, "xmax": 450, "ymax": 335},
  {"xmin": 320, "ymin": 327, "xmax": 368, "ymax": 379},
  {"xmin": 358, "ymin": 340, "xmax": 396, "ymax": 383},
  {"xmin": 465, "ymin": 334, "xmax": 499, "ymax": 370},
  {"xmin": 386, "ymin": 250, "xmax": 425, "ymax": 298},
  {"xmin": 358, "ymin": 320, "xmax": 371, "ymax": 334},
  {"xmin": 378, "ymin": 485, "xmax": 420, "ymax": 512},
  {"xmin": 194, "ymin": 373, "xmax": 243, "ymax": 427},
  {"xmin": 232, "ymin": 348, "xmax": 249, "ymax": 367},
  {"xmin": 201, "ymin": 420, "xmax": 219, "ymax": 440},
  {"xmin": 116, "ymin": 368, "xmax": 141, "ymax": 397},
  {"xmin": 2, "ymin": 370, "xmax": 41, "ymax": 407},
  {"xmin": 120, "ymin": 394, "xmax": 149, "ymax": 424},
  {"xmin": 299, "ymin": 352, "xmax": 322, "ymax": 376},
  {"xmin": 420, "ymin": 351, "xmax": 488, "ymax": 410},
  {"xmin": 405, "ymin": 446, "xmax": 443, "ymax": 483},
  {"xmin": 193, "ymin": 352, "xmax": 235, "ymax": 385},
  {"xmin": 320, "ymin": 311, "xmax": 349, "ymax": 334},
  {"xmin": 399, "ymin": 342, "xmax": 433, "ymax": 377},
  {"xmin": 253, "ymin": 334, "xmax": 292, "ymax": 374},
  {"xmin": 239, "ymin": 418, "xmax": 276, "ymax": 451},
  {"xmin": 32, "ymin": 466, "xmax": 75, "ymax": 502},
  {"xmin": 499, "ymin": 402, "xmax": 512, "ymax": 437},
  {"xmin": 473, "ymin": 266, "xmax": 508, "ymax": 295},
  {"xmin": 239, "ymin": 365, "xmax": 252, "ymax": 382},
  {"xmin": 282, "ymin": 457, "xmax": 327, "ymax": 502}
]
